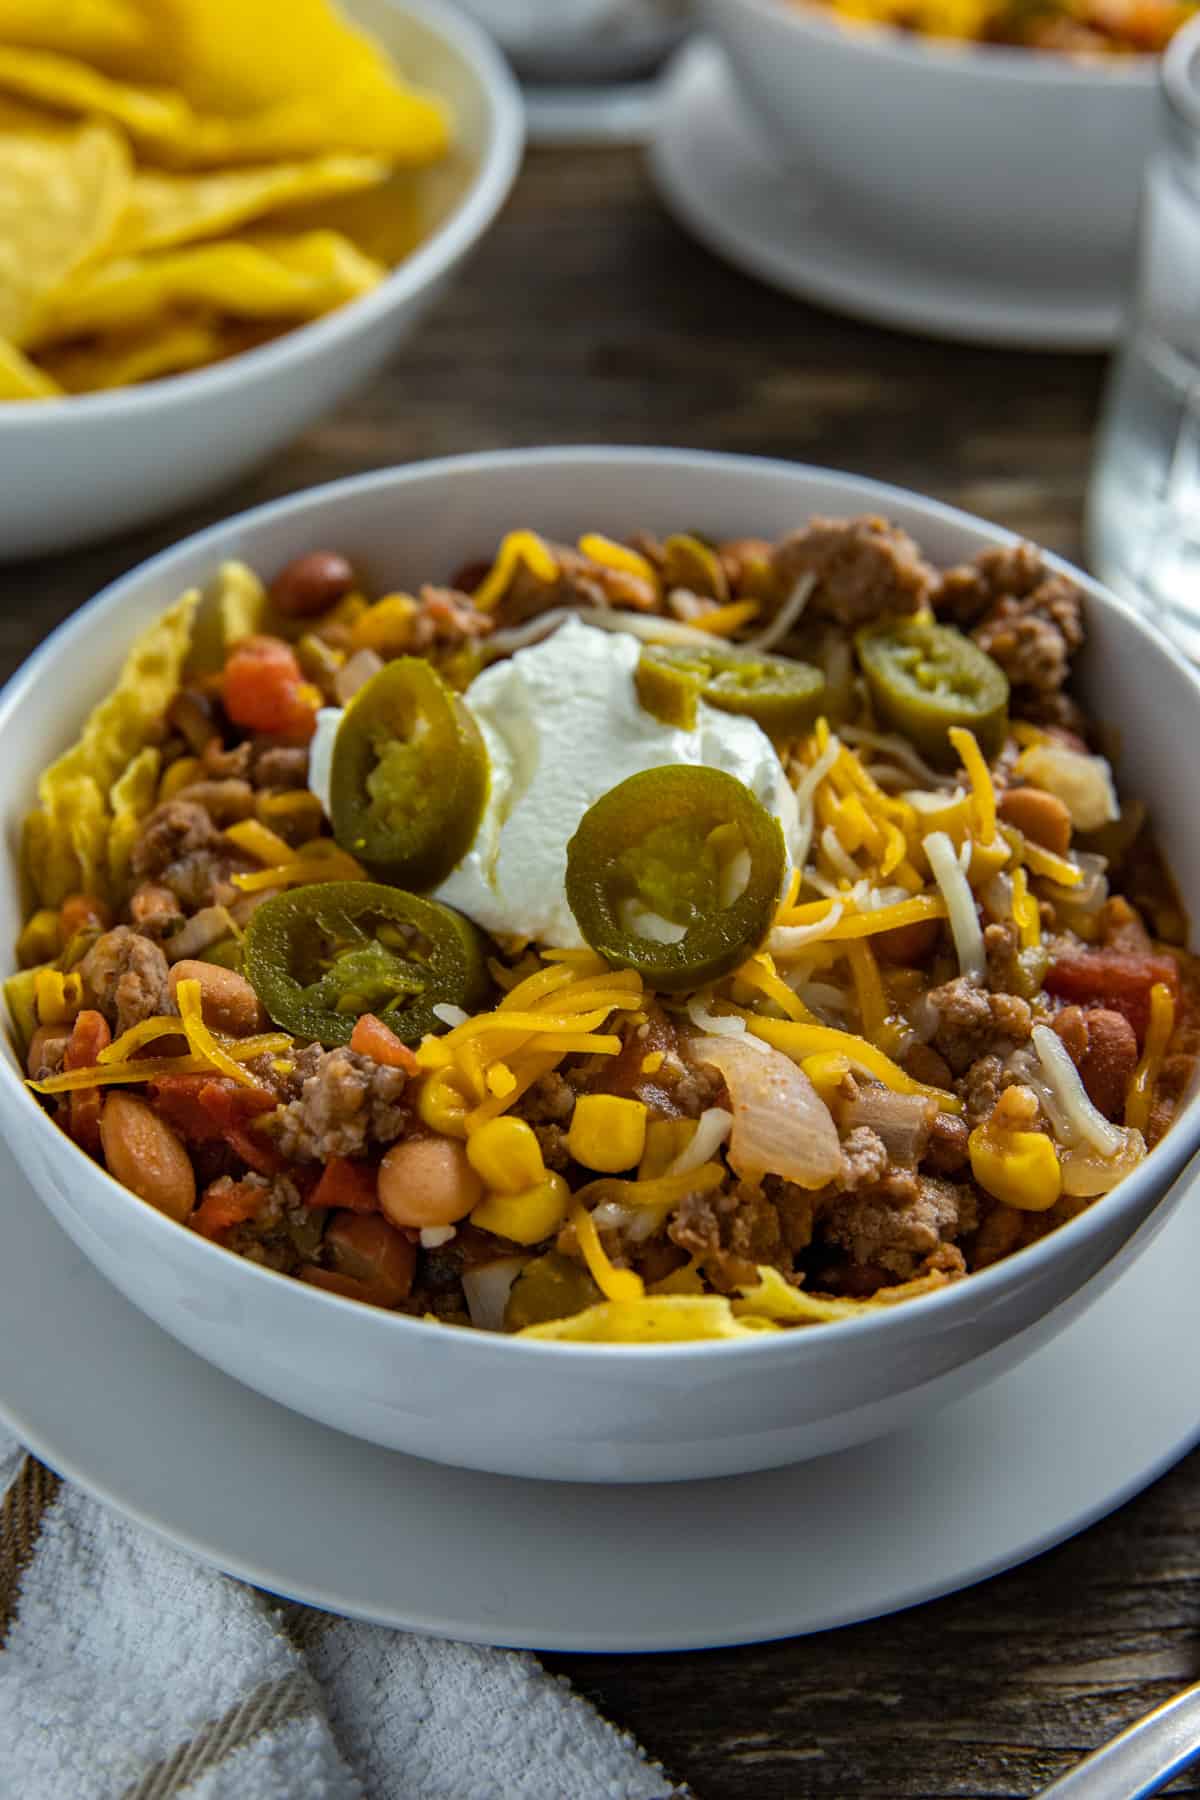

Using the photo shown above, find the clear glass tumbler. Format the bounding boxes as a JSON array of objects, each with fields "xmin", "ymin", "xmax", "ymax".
[{"xmin": 1087, "ymin": 16, "xmax": 1200, "ymax": 661}]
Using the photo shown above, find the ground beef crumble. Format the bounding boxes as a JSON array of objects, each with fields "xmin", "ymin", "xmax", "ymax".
[
  {"xmin": 771, "ymin": 515, "xmax": 935, "ymax": 627},
  {"xmin": 934, "ymin": 542, "xmax": 1086, "ymax": 726},
  {"xmin": 818, "ymin": 1170, "xmax": 977, "ymax": 1281},
  {"xmin": 669, "ymin": 1181, "xmax": 790, "ymax": 1291},
  {"xmin": 77, "ymin": 925, "xmax": 172, "ymax": 1035},
  {"xmin": 270, "ymin": 1047, "xmax": 410, "ymax": 1162},
  {"xmin": 926, "ymin": 976, "xmax": 1032, "ymax": 1075}
]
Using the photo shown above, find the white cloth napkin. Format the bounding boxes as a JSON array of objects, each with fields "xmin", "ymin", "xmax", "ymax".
[{"xmin": 0, "ymin": 1432, "xmax": 676, "ymax": 1800}]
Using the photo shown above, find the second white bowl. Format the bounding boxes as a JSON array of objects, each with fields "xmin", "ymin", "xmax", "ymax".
[
  {"xmin": 0, "ymin": 0, "xmax": 523, "ymax": 562},
  {"xmin": 700, "ymin": 0, "xmax": 1157, "ymax": 277}
]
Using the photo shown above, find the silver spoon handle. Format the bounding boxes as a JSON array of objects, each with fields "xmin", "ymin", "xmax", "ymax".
[{"xmin": 1035, "ymin": 1681, "xmax": 1200, "ymax": 1798}]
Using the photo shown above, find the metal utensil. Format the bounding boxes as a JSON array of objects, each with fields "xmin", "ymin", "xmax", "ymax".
[{"xmin": 1035, "ymin": 1679, "xmax": 1200, "ymax": 1797}]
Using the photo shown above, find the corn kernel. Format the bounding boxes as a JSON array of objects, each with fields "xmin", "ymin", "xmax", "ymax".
[
  {"xmin": 351, "ymin": 594, "xmax": 419, "ymax": 657},
  {"xmin": 470, "ymin": 1174, "xmax": 569, "ymax": 1245},
  {"xmin": 968, "ymin": 1123, "xmax": 1061, "ymax": 1212},
  {"xmin": 160, "ymin": 755, "xmax": 202, "ymax": 800},
  {"xmin": 17, "ymin": 910, "xmax": 61, "ymax": 968},
  {"xmin": 417, "ymin": 1069, "xmax": 471, "ymax": 1139},
  {"xmin": 641, "ymin": 1051, "xmax": 664, "ymax": 1075},
  {"xmin": 567, "ymin": 1094, "xmax": 648, "ymax": 1173},
  {"xmin": 964, "ymin": 836, "xmax": 1011, "ymax": 885},
  {"xmin": 466, "ymin": 1116, "xmax": 546, "ymax": 1191}
]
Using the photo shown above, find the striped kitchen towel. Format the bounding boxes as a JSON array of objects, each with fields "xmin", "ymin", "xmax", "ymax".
[{"xmin": 0, "ymin": 1432, "xmax": 677, "ymax": 1800}]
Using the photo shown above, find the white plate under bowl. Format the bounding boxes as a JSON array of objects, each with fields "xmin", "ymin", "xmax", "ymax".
[
  {"xmin": 2, "ymin": 1132, "xmax": 1196, "ymax": 1652},
  {"xmin": 649, "ymin": 39, "xmax": 1126, "ymax": 350}
]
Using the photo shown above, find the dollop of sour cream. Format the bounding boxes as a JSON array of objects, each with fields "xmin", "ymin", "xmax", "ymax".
[{"xmin": 308, "ymin": 616, "xmax": 799, "ymax": 948}]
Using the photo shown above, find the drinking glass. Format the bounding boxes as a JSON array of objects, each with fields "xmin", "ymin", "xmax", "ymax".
[{"xmin": 1087, "ymin": 16, "xmax": 1200, "ymax": 660}]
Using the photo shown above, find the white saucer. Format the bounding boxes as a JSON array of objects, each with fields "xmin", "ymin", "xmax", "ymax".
[
  {"xmin": 649, "ymin": 39, "xmax": 1125, "ymax": 351},
  {"xmin": 2, "ymin": 1132, "xmax": 1197, "ymax": 1652}
]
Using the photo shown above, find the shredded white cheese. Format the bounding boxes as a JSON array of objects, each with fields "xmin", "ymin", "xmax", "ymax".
[
  {"xmin": 741, "ymin": 571, "xmax": 815, "ymax": 652},
  {"xmin": 667, "ymin": 1107, "xmax": 734, "ymax": 1177},
  {"xmin": 431, "ymin": 1003, "xmax": 470, "ymax": 1028},
  {"xmin": 923, "ymin": 829, "xmax": 985, "ymax": 984},
  {"xmin": 1032, "ymin": 1024, "xmax": 1126, "ymax": 1156}
]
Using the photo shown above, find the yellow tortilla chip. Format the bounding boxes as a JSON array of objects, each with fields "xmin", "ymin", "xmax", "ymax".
[
  {"xmin": 0, "ymin": 0, "xmax": 148, "ymax": 62},
  {"xmin": 215, "ymin": 560, "xmax": 268, "ymax": 649},
  {"xmin": 32, "ymin": 230, "xmax": 385, "ymax": 345},
  {"xmin": 280, "ymin": 168, "xmax": 426, "ymax": 268},
  {"xmin": 0, "ymin": 335, "xmax": 62, "ymax": 399},
  {"xmin": 518, "ymin": 1296, "xmax": 780, "ymax": 1343},
  {"xmin": 0, "ymin": 119, "xmax": 131, "ymax": 343},
  {"xmin": 0, "ymin": 44, "xmax": 192, "ymax": 146},
  {"xmin": 119, "ymin": 0, "xmax": 451, "ymax": 161},
  {"xmin": 118, "ymin": 154, "xmax": 390, "ymax": 255},
  {"xmin": 732, "ymin": 1264, "xmax": 952, "ymax": 1325},
  {"xmin": 39, "ymin": 316, "xmax": 227, "ymax": 392},
  {"xmin": 107, "ymin": 743, "xmax": 161, "ymax": 892},
  {"xmin": 24, "ymin": 590, "xmax": 198, "ymax": 905},
  {"xmin": 0, "ymin": 32, "xmax": 449, "ymax": 169}
]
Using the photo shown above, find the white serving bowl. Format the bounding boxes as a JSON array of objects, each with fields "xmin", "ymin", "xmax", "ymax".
[
  {"xmin": 699, "ymin": 0, "xmax": 1158, "ymax": 277},
  {"xmin": 2, "ymin": 448, "xmax": 1198, "ymax": 1484},
  {"xmin": 0, "ymin": 0, "xmax": 523, "ymax": 563}
]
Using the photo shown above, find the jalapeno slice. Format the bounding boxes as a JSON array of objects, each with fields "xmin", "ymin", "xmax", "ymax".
[
  {"xmin": 329, "ymin": 658, "xmax": 488, "ymax": 890},
  {"xmin": 855, "ymin": 619, "xmax": 1009, "ymax": 767},
  {"xmin": 635, "ymin": 643, "xmax": 826, "ymax": 741},
  {"xmin": 565, "ymin": 765, "xmax": 786, "ymax": 990},
  {"xmin": 243, "ymin": 881, "xmax": 489, "ymax": 1046}
]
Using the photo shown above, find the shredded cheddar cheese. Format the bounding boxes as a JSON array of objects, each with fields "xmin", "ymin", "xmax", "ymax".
[
  {"xmin": 568, "ymin": 1196, "xmax": 645, "ymax": 1303},
  {"xmin": 1126, "ymin": 982, "xmax": 1176, "ymax": 1133},
  {"xmin": 175, "ymin": 977, "xmax": 258, "ymax": 1087},
  {"xmin": 472, "ymin": 531, "xmax": 558, "ymax": 612},
  {"xmin": 744, "ymin": 1013, "xmax": 962, "ymax": 1112},
  {"xmin": 576, "ymin": 534, "xmax": 659, "ymax": 588}
]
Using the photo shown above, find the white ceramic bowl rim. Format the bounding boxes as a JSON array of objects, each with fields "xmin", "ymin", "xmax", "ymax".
[
  {"xmin": 4, "ymin": 446, "xmax": 1198, "ymax": 1363},
  {"xmin": 725, "ymin": 0, "xmax": 1159, "ymax": 87},
  {"xmin": 0, "ymin": 0, "xmax": 524, "ymax": 429}
]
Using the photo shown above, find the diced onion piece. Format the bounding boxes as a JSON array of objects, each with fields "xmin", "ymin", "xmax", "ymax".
[
  {"xmin": 924, "ymin": 829, "xmax": 985, "ymax": 984},
  {"xmin": 1059, "ymin": 1133, "xmax": 1145, "ymax": 1197},
  {"xmin": 667, "ymin": 1107, "xmax": 733, "ymax": 1177},
  {"xmin": 842, "ymin": 1083, "xmax": 934, "ymax": 1165},
  {"xmin": 690, "ymin": 1034, "xmax": 842, "ymax": 1188},
  {"xmin": 462, "ymin": 1258, "xmax": 528, "ymax": 1331},
  {"xmin": 1032, "ymin": 1023, "xmax": 1126, "ymax": 1157},
  {"xmin": 432, "ymin": 1003, "xmax": 470, "ymax": 1028},
  {"xmin": 1016, "ymin": 744, "xmax": 1119, "ymax": 831}
]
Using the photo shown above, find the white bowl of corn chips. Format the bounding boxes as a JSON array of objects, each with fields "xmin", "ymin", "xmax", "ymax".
[
  {"xmin": 2, "ymin": 448, "xmax": 1199, "ymax": 1483},
  {"xmin": 700, "ymin": 0, "xmax": 1156, "ymax": 282},
  {"xmin": 0, "ymin": 0, "xmax": 522, "ymax": 559}
]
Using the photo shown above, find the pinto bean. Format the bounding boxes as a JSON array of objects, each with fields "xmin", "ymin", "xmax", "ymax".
[
  {"xmin": 168, "ymin": 960, "xmax": 268, "ymax": 1036},
  {"xmin": 997, "ymin": 785, "xmax": 1073, "ymax": 856},
  {"xmin": 99, "ymin": 1092, "xmax": 195, "ymax": 1223},
  {"xmin": 269, "ymin": 551, "xmax": 355, "ymax": 618},
  {"xmin": 378, "ymin": 1135, "xmax": 482, "ymax": 1229}
]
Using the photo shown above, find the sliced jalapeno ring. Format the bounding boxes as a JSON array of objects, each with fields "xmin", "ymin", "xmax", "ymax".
[
  {"xmin": 243, "ymin": 880, "xmax": 489, "ymax": 1046},
  {"xmin": 635, "ymin": 643, "xmax": 826, "ymax": 741},
  {"xmin": 565, "ymin": 765, "xmax": 786, "ymax": 991},
  {"xmin": 329, "ymin": 657, "xmax": 488, "ymax": 891},
  {"xmin": 854, "ymin": 619, "xmax": 1009, "ymax": 768}
]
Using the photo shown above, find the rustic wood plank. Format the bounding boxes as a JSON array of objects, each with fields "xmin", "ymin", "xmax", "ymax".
[{"xmin": 0, "ymin": 144, "xmax": 1190, "ymax": 1800}]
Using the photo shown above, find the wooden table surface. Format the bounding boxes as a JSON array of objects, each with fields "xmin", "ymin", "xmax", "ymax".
[{"xmin": 4, "ymin": 145, "xmax": 1198, "ymax": 1800}]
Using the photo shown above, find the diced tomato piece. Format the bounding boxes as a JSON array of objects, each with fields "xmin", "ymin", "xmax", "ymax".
[
  {"xmin": 192, "ymin": 1177, "xmax": 268, "ymax": 1241},
  {"xmin": 222, "ymin": 635, "xmax": 317, "ymax": 741},
  {"xmin": 309, "ymin": 1156, "xmax": 379, "ymax": 1213},
  {"xmin": 1045, "ymin": 950, "xmax": 1181, "ymax": 1044},
  {"xmin": 149, "ymin": 1074, "xmax": 283, "ymax": 1174},
  {"xmin": 59, "ymin": 894, "xmax": 111, "ymax": 938},
  {"xmin": 64, "ymin": 1010, "xmax": 111, "ymax": 1156},
  {"xmin": 348, "ymin": 1013, "xmax": 420, "ymax": 1074}
]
